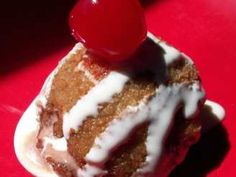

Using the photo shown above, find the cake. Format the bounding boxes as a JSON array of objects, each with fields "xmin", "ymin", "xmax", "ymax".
[
  {"xmin": 14, "ymin": 33, "xmax": 206, "ymax": 177},
  {"xmin": 14, "ymin": 0, "xmax": 227, "ymax": 176}
]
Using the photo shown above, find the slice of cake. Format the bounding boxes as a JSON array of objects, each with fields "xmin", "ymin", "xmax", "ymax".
[{"xmin": 14, "ymin": 33, "xmax": 206, "ymax": 177}]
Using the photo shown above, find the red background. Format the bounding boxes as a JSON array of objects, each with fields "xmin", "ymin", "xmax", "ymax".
[{"xmin": 0, "ymin": 0, "xmax": 235, "ymax": 176}]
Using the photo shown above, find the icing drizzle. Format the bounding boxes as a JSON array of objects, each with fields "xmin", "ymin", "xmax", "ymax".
[{"xmin": 63, "ymin": 71, "xmax": 129, "ymax": 138}]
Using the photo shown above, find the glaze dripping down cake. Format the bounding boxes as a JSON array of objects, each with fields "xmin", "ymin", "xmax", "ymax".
[{"xmin": 14, "ymin": 34, "xmax": 205, "ymax": 177}]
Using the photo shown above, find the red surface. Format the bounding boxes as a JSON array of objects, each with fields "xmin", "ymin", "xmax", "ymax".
[{"xmin": 0, "ymin": 0, "xmax": 236, "ymax": 176}]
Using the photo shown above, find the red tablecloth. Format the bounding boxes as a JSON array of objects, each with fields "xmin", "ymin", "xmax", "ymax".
[{"xmin": 1, "ymin": 0, "xmax": 236, "ymax": 176}]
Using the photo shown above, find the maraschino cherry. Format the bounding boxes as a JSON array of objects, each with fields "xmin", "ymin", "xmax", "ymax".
[{"xmin": 69, "ymin": 0, "xmax": 147, "ymax": 61}]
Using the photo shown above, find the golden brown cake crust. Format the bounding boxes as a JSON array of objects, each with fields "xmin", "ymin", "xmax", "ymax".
[{"xmin": 168, "ymin": 58, "xmax": 199, "ymax": 84}]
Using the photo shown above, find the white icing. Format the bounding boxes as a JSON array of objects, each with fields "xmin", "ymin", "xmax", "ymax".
[
  {"xmin": 200, "ymin": 100, "xmax": 226, "ymax": 133},
  {"xmin": 180, "ymin": 53, "xmax": 194, "ymax": 64},
  {"xmin": 205, "ymin": 100, "xmax": 225, "ymax": 121},
  {"xmin": 158, "ymin": 42, "xmax": 181, "ymax": 65},
  {"xmin": 76, "ymin": 61, "xmax": 98, "ymax": 84},
  {"xmin": 147, "ymin": 32, "xmax": 181, "ymax": 65},
  {"xmin": 147, "ymin": 32, "xmax": 195, "ymax": 66},
  {"xmin": 62, "ymin": 71, "xmax": 129, "ymax": 138},
  {"xmin": 14, "ymin": 98, "xmax": 59, "ymax": 177},
  {"xmin": 43, "ymin": 137, "xmax": 67, "ymax": 152},
  {"xmin": 181, "ymin": 83, "xmax": 205, "ymax": 118}
]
